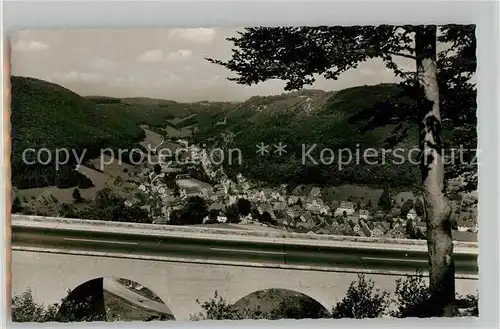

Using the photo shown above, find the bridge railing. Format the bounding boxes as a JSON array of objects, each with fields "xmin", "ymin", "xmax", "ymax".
[
  {"xmin": 11, "ymin": 214, "xmax": 478, "ymax": 277},
  {"xmin": 11, "ymin": 214, "xmax": 478, "ymax": 251}
]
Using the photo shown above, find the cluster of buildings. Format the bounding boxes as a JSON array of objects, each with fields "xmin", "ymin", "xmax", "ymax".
[{"xmin": 130, "ymin": 140, "xmax": 478, "ymax": 241}]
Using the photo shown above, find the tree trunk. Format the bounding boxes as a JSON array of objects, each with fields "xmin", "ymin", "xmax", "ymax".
[{"xmin": 415, "ymin": 25, "xmax": 455, "ymax": 316}]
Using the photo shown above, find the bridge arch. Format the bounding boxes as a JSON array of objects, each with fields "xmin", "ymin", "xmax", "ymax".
[
  {"xmin": 56, "ymin": 276, "xmax": 175, "ymax": 322},
  {"xmin": 232, "ymin": 288, "xmax": 331, "ymax": 319}
]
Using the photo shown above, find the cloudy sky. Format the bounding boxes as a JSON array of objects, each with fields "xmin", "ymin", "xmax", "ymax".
[{"xmin": 10, "ymin": 28, "xmax": 412, "ymax": 102}]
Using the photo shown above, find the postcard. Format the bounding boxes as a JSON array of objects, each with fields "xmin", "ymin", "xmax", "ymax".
[{"xmin": 10, "ymin": 25, "xmax": 478, "ymax": 322}]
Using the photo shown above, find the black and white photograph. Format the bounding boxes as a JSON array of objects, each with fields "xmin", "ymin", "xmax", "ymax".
[{"xmin": 9, "ymin": 25, "xmax": 478, "ymax": 322}]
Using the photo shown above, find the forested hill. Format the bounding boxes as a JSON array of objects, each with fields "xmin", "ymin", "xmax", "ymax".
[
  {"xmin": 10, "ymin": 76, "xmax": 233, "ymax": 189},
  {"xmin": 11, "ymin": 76, "xmax": 464, "ymax": 191},
  {"xmin": 187, "ymin": 83, "xmax": 427, "ymax": 190}
]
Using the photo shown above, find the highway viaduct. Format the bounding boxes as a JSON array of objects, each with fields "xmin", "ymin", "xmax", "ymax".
[{"xmin": 11, "ymin": 215, "xmax": 479, "ymax": 320}]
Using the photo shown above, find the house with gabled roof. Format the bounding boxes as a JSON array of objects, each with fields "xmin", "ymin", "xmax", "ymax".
[
  {"xmin": 258, "ymin": 202, "xmax": 274, "ymax": 214},
  {"xmin": 305, "ymin": 198, "xmax": 324, "ymax": 213},
  {"xmin": 375, "ymin": 221, "xmax": 389, "ymax": 233},
  {"xmin": 347, "ymin": 220, "xmax": 361, "ymax": 234},
  {"xmin": 359, "ymin": 209, "xmax": 370, "ymax": 220},
  {"xmin": 307, "ymin": 187, "xmax": 322, "ymax": 201},
  {"xmin": 407, "ymin": 208, "xmax": 418, "ymax": 220},
  {"xmin": 291, "ymin": 184, "xmax": 306, "ymax": 196},
  {"xmin": 372, "ymin": 227, "xmax": 384, "ymax": 237},
  {"xmin": 288, "ymin": 195, "xmax": 299, "ymax": 206},
  {"xmin": 262, "ymin": 188, "xmax": 274, "ymax": 200},
  {"xmin": 334, "ymin": 201, "xmax": 355, "ymax": 217},
  {"xmin": 347, "ymin": 215, "xmax": 358, "ymax": 224},
  {"xmin": 320, "ymin": 204, "xmax": 331, "ymax": 215},
  {"xmin": 273, "ymin": 201, "xmax": 288, "ymax": 212},
  {"xmin": 300, "ymin": 211, "xmax": 313, "ymax": 223},
  {"xmin": 274, "ymin": 210, "xmax": 287, "ymax": 225},
  {"xmin": 286, "ymin": 205, "xmax": 302, "ymax": 220},
  {"xmin": 359, "ymin": 220, "xmax": 372, "ymax": 237},
  {"xmin": 271, "ymin": 190, "xmax": 286, "ymax": 202},
  {"xmin": 457, "ymin": 218, "xmax": 475, "ymax": 232}
]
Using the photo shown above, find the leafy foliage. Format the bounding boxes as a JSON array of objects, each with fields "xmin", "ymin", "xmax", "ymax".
[
  {"xmin": 207, "ymin": 25, "xmax": 477, "ymax": 193},
  {"xmin": 400, "ymin": 199, "xmax": 414, "ymax": 217},
  {"xmin": 391, "ymin": 272, "xmax": 433, "ymax": 317},
  {"xmin": 11, "ymin": 289, "xmax": 58, "ymax": 322},
  {"xmin": 207, "ymin": 26, "xmax": 416, "ymax": 91},
  {"xmin": 414, "ymin": 198, "xmax": 425, "ymax": 216},
  {"xmin": 72, "ymin": 188, "xmax": 83, "ymax": 203},
  {"xmin": 225, "ymin": 203, "xmax": 240, "ymax": 223},
  {"xmin": 171, "ymin": 196, "xmax": 208, "ymax": 225},
  {"xmin": 331, "ymin": 274, "xmax": 390, "ymax": 318},
  {"xmin": 391, "ymin": 272, "xmax": 478, "ymax": 317},
  {"xmin": 236, "ymin": 198, "xmax": 252, "ymax": 216},
  {"xmin": 60, "ymin": 187, "xmax": 151, "ymax": 223},
  {"xmin": 190, "ymin": 291, "xmax": 244, "ymax": 321},
  {"xmin": 12, "ymin": 196, "xmax": 23, "ymax": 213},
  {"xmin": 11, "ymin": 288, "xmax": 98, "ymax": 323},
  {"xmin": 153, "ymin": 164, "xmax": 162, "ymax": 175},
  {"xmin": 14, "ymin": 273, "xmax": 478, "ymax": 322}
]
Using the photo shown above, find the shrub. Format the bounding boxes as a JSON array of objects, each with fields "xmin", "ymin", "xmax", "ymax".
[
  {"xmin": 456, "ymin": 293, "xmax": 478, "ymax": 317},
  {"xmin": 225, "ymin": 204, "xmax": 240, "ymax": 223},
  {"xmin": 236, "ymin": 198, "xmax": 252, "ymax": 216},
  {"xmin": 153, "ymin": 164, "xmax": 162, "ymax": 175},
  {"xmin": 59, "ymin": 203, "xmax": 78, "ymax": 218},
  {"xmin": 400, "ymin": 199, "xmax": 414, "ymax": 218},
  {"xmin": 11, "ymin": 288, "xmax": 98, "ymax": 323},
  {"xmin": 12, "ymin": 196, "xmax": 23, "ymax": 213},
  {"xmin": 11, "ymin": 288, "xmax": 58, "ymax": 322},
  {"xmin": 414, "ymin": 198, "xmax": 424, "ymax": 216},
  {"xmin": 175, "ymin": 196, "xmax": 208, "ymax": 225},
  {"xmin": 391, "ymin": 272, "xmax": 432, "ymax": 317},
  {"xmin": 331, "ymin": 274, "xmax": 390, "ymax": 318},
  {"xmin": 72, "ymin": 188, "xmax": 83, "ymax": 203},
  {"xmin": 190, "ymin": 291, "xmax": 243, "ymax": 320}
]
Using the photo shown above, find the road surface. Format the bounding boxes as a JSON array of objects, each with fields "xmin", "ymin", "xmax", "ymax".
[{"xmin": 103, "ymin": 278, "xmax": 173, "ymax": 315}]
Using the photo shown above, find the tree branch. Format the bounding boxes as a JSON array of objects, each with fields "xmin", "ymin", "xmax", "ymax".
[{"xmin": 387, "ymin": 51, "xmax": 416, "ymax": 60}]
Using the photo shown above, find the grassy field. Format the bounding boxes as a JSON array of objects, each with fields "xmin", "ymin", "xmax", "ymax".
[{"xmin": 233, "ymin": 288, "xmax": 329, "ymax": 318}]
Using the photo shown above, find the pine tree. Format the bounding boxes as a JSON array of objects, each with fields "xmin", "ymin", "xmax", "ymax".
[
  {"xmin": 378, "ymin": 187, "xmax": 391, "ymax": 212},
  {"xmin": 414, "ymin": 198, "xmax": 425, "ymax": 216},
  {"xmin": 72, "ymin": 188, "xmax": 83, "ymax": 203},
  {"xmin": 12, "ymin": 196, "xmax": 23, "ymax": 213}
]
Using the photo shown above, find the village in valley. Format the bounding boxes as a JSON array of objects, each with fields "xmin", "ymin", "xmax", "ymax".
[{"xmin": 129, "ymin": 134, "xmax": 478, "ymax": 242}]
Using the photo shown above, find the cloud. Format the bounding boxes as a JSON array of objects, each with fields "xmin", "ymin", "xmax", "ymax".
[
  {"xmin": 51, "ymin": 71, "xmax": 104, "ymax": 83},
  {"xmin": 12, "ymin": 40, "xmax": 49, "ymax": 52},
  {"xmin": 168, "ymin": 28, "xmax": 216, "ymax": 44},
  {"xmin": 138, "ymin": 49, "xmax": 192, "ymax": 63},
  {"xmin": 162, "ymin": 71, "xmax": 182, "ymax": 82},
  {"xmin": 137, "ymin": 49, "xmax": 164, "ymax": 63},
  {"xmin": 165, "ymin": 49, "xmax": 192, "ymax": 62},
  {"xmin": 92, "ymin": 58, "xmax": 117, "ymax": 70}
]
